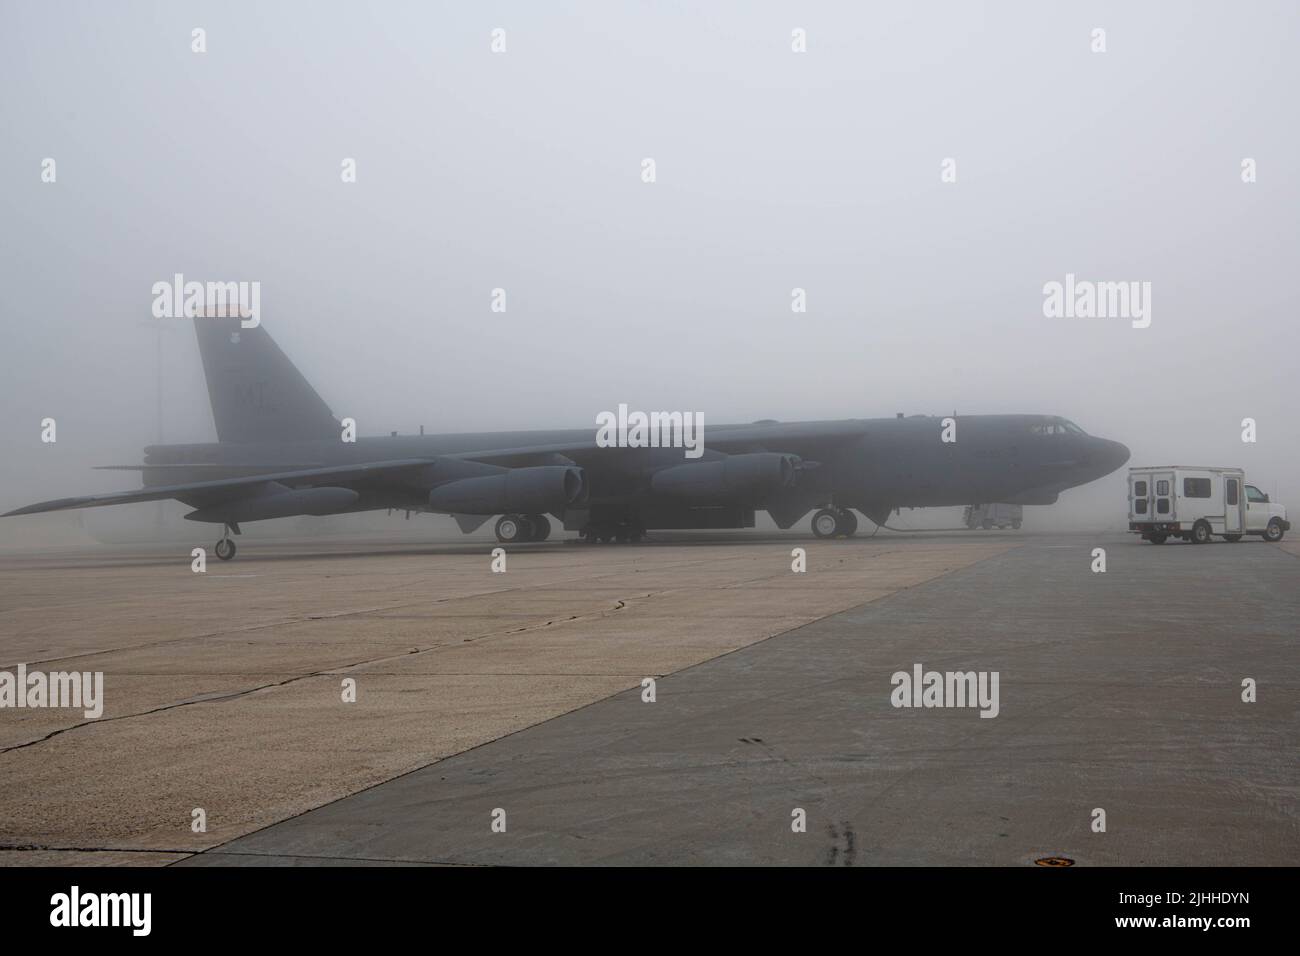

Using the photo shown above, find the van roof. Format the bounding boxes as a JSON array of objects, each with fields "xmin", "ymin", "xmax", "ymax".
[{"xmin": 1128, "ymin": 466, "xmax": 1245, "ymax": 473}]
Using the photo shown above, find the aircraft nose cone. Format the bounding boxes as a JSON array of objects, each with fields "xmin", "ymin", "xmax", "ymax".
[{"xmin": 1096, "ymin": 439, "xmax": 1130, "ymax": 475}]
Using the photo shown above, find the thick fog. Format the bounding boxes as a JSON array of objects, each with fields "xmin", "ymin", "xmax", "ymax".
[{"xmin": 2, "ymin": 1, "xmax": 1297, "ymax": 546}]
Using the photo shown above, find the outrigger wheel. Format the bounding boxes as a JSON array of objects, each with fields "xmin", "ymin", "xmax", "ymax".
[{"xmin": 214, "ymin": 525, "xmax": 237, "ymax": 561}]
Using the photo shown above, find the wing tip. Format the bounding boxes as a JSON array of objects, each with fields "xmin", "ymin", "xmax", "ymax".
[{"xmin": 3, "ymin": 499, "xmax": 76, "ymax": 517}]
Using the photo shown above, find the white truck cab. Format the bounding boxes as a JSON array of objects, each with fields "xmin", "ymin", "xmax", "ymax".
[
  {"xmin": 1128, "ymin": 466, "xmax": 1289, "ymax": 544},
  {"xmin": 1244, "ymin": 482, "xmax": 1289, "ymax": 541}
]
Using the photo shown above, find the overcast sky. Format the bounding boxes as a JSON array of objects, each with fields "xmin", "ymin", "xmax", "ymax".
[{"xmin": 2, "ymin": 1, "xmax": 1297, "ymax": 537}]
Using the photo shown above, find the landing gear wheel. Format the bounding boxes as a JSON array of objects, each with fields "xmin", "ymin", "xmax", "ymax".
[
  {"xmin": 214, "ymin": 538, "xmax": 236, "ymax": 561},
  {"xmin": 526, "ymin": 515, "xmax": 551, "ymax": 541},
  {"xmin": 1264, "ymin": 520, "xmax": 1285, "ymax": 543},
  {"xmin": 1147, "ymin": 533, "xmax": 1167, "ymax": 544},
  {"xmin": 583, "ymin": 522, "xmax": 642, "ymax": 543},
  {"xmin": 495, "ymin": 514, "xmax": 528, "ymax": 544},
  {"xmin": 836, "ymin": 508, "xmax": 858, "ymax": 537},
  {"xmin": 811, "ymin": 508, "xmax": 842, "ymax": 539},
  {"xmin": 1191, "ymin": 521, "xmax": 1212, "ymax": 544}
]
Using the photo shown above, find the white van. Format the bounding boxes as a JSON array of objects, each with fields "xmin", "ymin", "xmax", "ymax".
[{"xmin": 1127, "ymin": 466, "xmax": 1289, "ymax": 544}]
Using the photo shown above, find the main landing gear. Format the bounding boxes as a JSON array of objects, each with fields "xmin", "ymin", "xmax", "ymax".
[
  {"xmin": 214, "ymin": 523, "xmax": 239, "ymax": 561},
  {"xmin": 811, "ymin": 507, "xmax": 858, "ymax": 539},
  {"xmin": 579, "ymin": 522, "xmax": 644, "ymax": 544},
  {"xmin": 494, "ymin": 514, "xmax": 552, "ymax": 544}
]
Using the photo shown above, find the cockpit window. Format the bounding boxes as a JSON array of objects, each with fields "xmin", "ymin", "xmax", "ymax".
[{"xmin": 1029, "ymin": 419, "xmax": 1087, "ymax": 436}]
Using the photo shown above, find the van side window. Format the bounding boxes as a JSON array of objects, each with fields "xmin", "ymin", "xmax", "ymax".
[
  {"xmin": 1246, "ymin": 485, "xmax": 1267, "ymax": 503},
  {"xmin": 1156, "ymin": 499, "xmax": 1170, "ymax": 514},
  {"xmin": 1226, "ymin": 480, "xmax": 1239, "ymax": 506},
  {"xmin": 1183, "ymin": 477, "xmax": 1211, "ymax": 498},
  {"xmin": 1133, "ymin": 481, "xmax": 1147, "ymax": 496},
  {"xmin": 1156, "ymin": 480, "xmax": 1169, "ymax": 495}
]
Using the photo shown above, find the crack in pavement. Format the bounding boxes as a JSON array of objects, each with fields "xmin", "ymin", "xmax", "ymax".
[{"xmin": 0, "ymin": 584, "xmax": 682, "ymax": 754}]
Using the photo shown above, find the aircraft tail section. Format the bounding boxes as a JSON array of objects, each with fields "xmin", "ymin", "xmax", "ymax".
[{"xmin": 194, "ymin": 317, "xmax": 339, "ymax": 444}]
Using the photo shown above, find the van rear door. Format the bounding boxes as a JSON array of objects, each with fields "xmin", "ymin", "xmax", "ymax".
[
  {"xmin": 1150, "ymin": 471, "xmax": 1176, "ymax": 523},
  {"xmin": 1130, "ymin": 473, "xmax": 1153, "ymax": 520}
]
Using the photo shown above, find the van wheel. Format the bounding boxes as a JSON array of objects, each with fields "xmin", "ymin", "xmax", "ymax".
[
  {"xmin": 1191, "ymin": 521, "xmax": 1212, "ymax": 544},
  {"xmin": 1222, "ymin": 534, "xmax": 1242, "ymax": 542},
  {"xmin": 1264, "ymin": 520, "xmax": 1285, "ymax": 543},
  {"xmin": 1147, "ymin": 533, "xmax": 1167, "ymax": 544}
]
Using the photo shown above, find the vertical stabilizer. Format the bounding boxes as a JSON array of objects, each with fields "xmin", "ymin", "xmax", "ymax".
[{"xmin": 193, "ymin": 317, "xmax": 339, "ymax": 443}]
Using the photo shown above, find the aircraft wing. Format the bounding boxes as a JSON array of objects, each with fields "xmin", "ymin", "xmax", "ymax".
[
  {"xmin": 454, "ymin": 420, "xmax": 872, "ymax": 468},
  {"xmin": 5, "ymin": 422, "xmax": 870, "ymax": 518},
  {"xmin": 2, "ymin": 459, "xmax": 436, "ymax": 517}
]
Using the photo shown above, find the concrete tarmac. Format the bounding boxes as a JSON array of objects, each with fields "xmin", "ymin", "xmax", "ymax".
[
  {"xmin": 0, "ymin": 531, "xmax": 1010, "ymax": 864},
  {"xmin": 190, "ymin": 532, "xmax": 1298, "ymax": 866},
  {"xmin": 1, "ymin": 531, "xmax": 1295, "ymax": 866}
]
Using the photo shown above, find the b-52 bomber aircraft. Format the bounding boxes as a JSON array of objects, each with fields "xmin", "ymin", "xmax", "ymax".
[{"xmin": 5, "ymin": 317, "xmax": 1130, "ymax": 559}]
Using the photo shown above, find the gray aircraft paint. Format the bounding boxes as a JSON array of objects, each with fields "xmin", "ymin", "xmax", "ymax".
[{"xmin": 6, "ymin": 318, "xmax": 1129, "ymax": 541}]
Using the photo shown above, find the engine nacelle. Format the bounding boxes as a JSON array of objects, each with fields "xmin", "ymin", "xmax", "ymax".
[
  {"xmin": 427, "ymin": 466, "xmax": 585, "ymax": 515},
  {"xmin": 185, "ymin": 485, "xmax": 359, "ymax": 523},
  {"xmin": 651, "ymin": 453, "xmax": 800, "ymax": 500}
]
